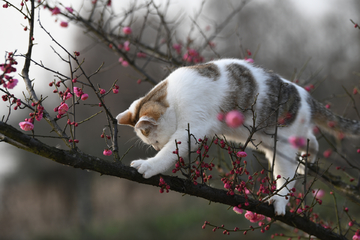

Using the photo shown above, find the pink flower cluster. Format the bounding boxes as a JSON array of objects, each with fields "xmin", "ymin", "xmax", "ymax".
[
  {"xmin": 244, "ymin": 210, "xmax": 265, "ymax": 223},
  {"xmin": 73, "ymin": 87, "xmax": 89, "ymax": 100},
  {"xmin": 159, "ymin": 177, "xmax": 170, "ymax": 193},
  {"xmin": 118, "ymin": 41, "xmax": 130, "ymax": 52},
  {"xmin": 118, "ymin": 57, "xmax": 129, "ymax": 67},
  {"xmin": 19, "ymin": 121, "xmax": 34, "ymax": 131},
  {"xmin": 172, "ymin": 139, "xmax": 214, "ymax": 185},
  {"xmin": 217, "ymin": 110, "xmax": 244, "ymax": 128},
  {"xmin": 353, "ymin": 230, "xmax": 360, "ymax": 240},
  {"xmin": 0, "ymin": 52, "xmax": 18, "ymax": 90},
  {"xmin": 183, "ymin": 48, "xmax": 204, "ymax": 63},
  {"xmin": 122, "ymin": 26, "xmax": 132, "ymax": 35},
  {"xmin": 103, "ymin": 149, "xmax": 112, "ymax": 156}
]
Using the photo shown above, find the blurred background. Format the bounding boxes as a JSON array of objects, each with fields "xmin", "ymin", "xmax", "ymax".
[{"xmin": 0, "ymin": 0, "xmax": 360, "ymax": 239}]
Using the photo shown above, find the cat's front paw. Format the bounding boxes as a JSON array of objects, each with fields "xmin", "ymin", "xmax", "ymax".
[
  {"xmin": 267, "ymin": 195, "xmax": 287, "ymax": 216},
  {"xmin": 130, "ymin": 159, "xmax": 159, "ymax": 178}
]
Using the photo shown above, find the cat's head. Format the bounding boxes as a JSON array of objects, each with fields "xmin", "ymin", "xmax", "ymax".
[{"xmin": 116, "ymin": 98, "xmax": 176, "ymax": 151}]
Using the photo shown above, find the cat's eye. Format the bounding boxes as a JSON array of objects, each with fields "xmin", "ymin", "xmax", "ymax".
[{"xmin": 156, "ymin": 141, "xmax": 159, "ymax": 143}]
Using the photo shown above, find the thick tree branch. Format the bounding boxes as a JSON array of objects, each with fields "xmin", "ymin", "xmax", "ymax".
[{"xmin": 0, "ymin": 121, "xmax": 347, "ymax": 240}]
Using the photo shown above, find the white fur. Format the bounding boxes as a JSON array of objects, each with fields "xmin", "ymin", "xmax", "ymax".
[{"xmin": 119, "ymin": 59, "xmax": 320, "ymax": 216}]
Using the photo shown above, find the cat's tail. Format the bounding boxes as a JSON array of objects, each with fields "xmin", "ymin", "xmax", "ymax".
[{"xmin": 308, "ymin": 97, "xmax": 360, "ymax": 137}]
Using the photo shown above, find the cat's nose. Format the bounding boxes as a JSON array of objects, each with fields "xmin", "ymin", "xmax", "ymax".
[{"xmin": 153, "ymin": 145, "xmax": 160, "ymax": 151}]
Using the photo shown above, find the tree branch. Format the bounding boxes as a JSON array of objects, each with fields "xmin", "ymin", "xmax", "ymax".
[{"xmin": 0, "ymin": 120, "xmax": 347, "ymax": 240}]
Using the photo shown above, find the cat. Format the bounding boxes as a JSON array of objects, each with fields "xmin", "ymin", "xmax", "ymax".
[{"xmin": 116, "ymin": 58, "xmax": 360, "ymax": 215}]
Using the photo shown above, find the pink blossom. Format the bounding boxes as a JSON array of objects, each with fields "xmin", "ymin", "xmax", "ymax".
[
  {"xmin": 123, "ymin": 41, "xmax": 130, "ymax": 51},
  {"xmin": 113, "ymin": 89, "xmax": 119, "ymax": 94},
  {"xmin": 353, "ymin": 230, "xmax": 360, "ymax": 240},
  {"xmin": 6, "ymin": 78, "xmax": 18, "ymax": 89},
  {"xmin": 51, "ymin": 7, "xmax": 61, "ymax": 15},
  {"xmin": 121, "ymin": 61, "xmax": 129, "ymax": 67},
  {"xmin": 58, "ymin": 103, "xmax": 69, "ymax": 114},
  {"xmin": 65, "ymin": 7, "xmax": 74, "ymax": 13},
  {"xmin": 19, "ymin": 121, "xmax": 34, "ymax": 131},
  {"xmin": 236, "ymin": 151, "xmax": 247, "ymax": 158},
  {"xmin": 35, "ymin": 112, "xmax": 43, "ymax": 122},
  {"xmin": 288, "ymin": 136, "xmax": 306, "ymax": 148},
  {"xmin": 103, "ymin": 149, "xmax": 113, "ymax": 156},
  {"xmin": 63, "ymin": 92, "xmax": 72, "ymax": 100},
  {"xmin": 323, "ymin": 149, "xmax": 332, "ymax": 158},
  {"xmin": 136, "ymin": 52, "xmax": 147, "ymax": 58},
  {"xmin": 99, "ymin": 89, "xmax": 106, "ymax": 95},
  {"xmin": 225, "ymin": 110, "xmax": 244, "ymax": 128},
  {"xmin": 183, "ymin": 48, "xmax": 203, "ymax": 63},
  {"xmin": 245, "ymin": 58, "xmax": 254, "ymax": 63},
  {"xmin": 233, "ymin": 206, "xmax": 243, "ymax": 214},
  {"xmin": 60, "ymin": 22, "xmax": 68, "ymax": 28},
  {"xmin": 81, "ymin": 93, "xmax": 88, "ymax": 100},
  {"xmin": 73, "ymin": 87, "xmax": 83, "ymax": 97},
  {"xmin": 244, "ymin": 211, "xmax": 265, "ymax": 223},
  {"xmin": 312, "ymin": 189, "xmax": 325, "ymax": 199},
  {"xmin": 172, "ymin": 43, "xmax": 182, "ymax": 54},
  {"xmin": 122, "ymin": 27, "xmax": 132, "ymax": 35}
]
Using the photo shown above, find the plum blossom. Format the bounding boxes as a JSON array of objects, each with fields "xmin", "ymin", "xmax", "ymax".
[
  {"xmin": 136, "ymin": 52, "xmax": 147, "ymax": 58},
  {"xmin": 63, "ymin": 92, "xmax": 72, "ymax": 100},
  {"xmin": 103, "ymin": 149, "xmax": 112, "ymax": 156},
  {"xmin": 225, "ymin": 110, "xmax": 244, "ymax": 128},
  {"xmin": 65, "ymin": 7, "xmax": 74, "ymax": 13},
  {"xmin": 60, "ymin": 22, "xmax": 68, "ymax": 28},
  {"xmin": 233, "ymin": 206, "xmax": 243, "ymax": 214},
  {"xmin": 51, "ymin": 7, "xmax": 61, "ymax": 15},
  {"xmin": 172, "ymin": 43, "xmax": 182, "ymax": 54},
  {"xmin": 58, "ymin": 103, "xmax": 69, "ymax": 114},
  {"xmin": 19, "ymin": 121, "xmax": 34, "ymax": 131},
  {"xmin": 118, "ymin": 57, "xmax": 129, "ymax": 67},
  {"xmin": 312, "ymin": 189, "xmax": 325, "ymax": 199},
  {"xmin": 353, "ymin": 230, "xmax": 360, "ymax": 240},
  {"xmin": 236, "ymin": 151, "xmax": 247, "ymax": 158},
  {"xmin": 323, "ymin": 149, "xmax": 332, "ymax": 158},
  {"xmin": 81, "ymin": 93, "xmax": 89, "ymax": 100},
  {"xmin": 245, "ymin": 58, "xmax": 254, "ymax": 63},
  {"xmin": 244, "ymin": 211, "xmax": 265, "ymax": 223},
  {"xmin": 73, "ymin": 87, "xmax": 83, "ymax": 97},
  {"xmin": 122, "ymin": 26, "xmax": 132, "ymax": 35},
  {"xmin": 183, "ymin": 48, "xmax": 203, "ymax": 63},
  {"xmin": 123, "ymin": 41, "xmax": 130, "ymax": 51},
  {"xmin": 5, "ymin": 78, "xmax": 18, "ymax": 89},
  {"xmin": 288, "ymin": 136, "xmax": 306, "ymax": 148}
]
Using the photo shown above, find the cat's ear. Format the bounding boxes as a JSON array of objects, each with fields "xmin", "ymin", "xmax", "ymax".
[
  {"xmin": 135, "ymin": 115, "xmax": 157, "ymax": 136},
  {"xmin": 116, "ymin": 110, "xmax": 135, "ymax": 126}
]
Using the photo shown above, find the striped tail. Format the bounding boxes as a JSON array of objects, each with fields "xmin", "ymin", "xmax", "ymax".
[{"xmin": 307, "ymin": 97, "xmax": 360, "ymax": 137}]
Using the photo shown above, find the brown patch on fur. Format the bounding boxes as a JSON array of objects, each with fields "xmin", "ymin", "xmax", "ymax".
[
  {"xmin": 188, "ymin": 63, "xmax": 220, "ymax": 80},
  {"xmin": 221, "ymin": 63, "xmax": 258, "ymax": 113},
  {"xmin": 133, "ymin": 80, "xmax": 169, "ymax": 124},
  {"xmin": 118, "ymin": 111, "xmax": 136, "ymax": 126}
]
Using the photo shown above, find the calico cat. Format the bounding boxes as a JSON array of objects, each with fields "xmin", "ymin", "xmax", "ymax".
[{"xmin": 116, "ymin": 58, "xmax": 360, "ymax": 215}]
